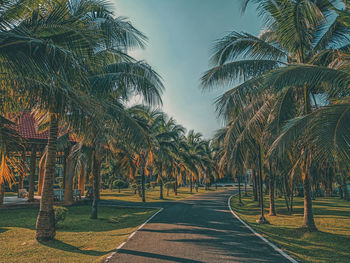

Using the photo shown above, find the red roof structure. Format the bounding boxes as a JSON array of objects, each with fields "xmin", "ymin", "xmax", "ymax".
[
  {"xmin": 16, "ymin": 112, "xmax": 49, "ymax": 140},
  {"xmin": 5, "ymin": 111, "xmax": 77, "ymax": 143}
]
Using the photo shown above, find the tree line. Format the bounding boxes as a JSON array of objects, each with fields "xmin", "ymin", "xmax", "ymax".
[
  {"xmin": 202, "ymin": 0, "xmax": 350, "ymax": 231},
  {"xmin": 0, "ymin": 0, "xmax": 220, "ymax": 241}
]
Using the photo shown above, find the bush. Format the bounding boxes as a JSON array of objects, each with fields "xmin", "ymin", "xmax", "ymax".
[
  {"xmin": 113, "ymin": 180, "xmax": 125, "ymax": 188},
  {"xmin": 113, "ymin": 180, "xmax": 126, "ymax": 192},
  {"xmin": 54, "ymin": 206, "xmax": 68, "ymax": 227}
]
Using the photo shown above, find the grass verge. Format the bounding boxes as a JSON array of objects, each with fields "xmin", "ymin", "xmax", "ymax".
[
  {"xmin": 101, "ymin": 186, "xmax": 220, "ymax": 203},
  {"xmin": 230, "ymin": 193, "xmax": 350, "ymax": 263},
  {"xmin": 0, "ymin": 205, "xmax": 157, "ymax": 263}
]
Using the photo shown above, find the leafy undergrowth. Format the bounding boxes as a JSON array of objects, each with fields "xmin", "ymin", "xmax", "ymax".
[
  {"xmin": 101, "ymin": 186, "xmax": 221, "ymax": 203},
  {"xmin": 0, "ymin": 205, "xmax": 157, "ymax": 262},
  {"xmin": 230, "ymin": 194, "xmax": 350, "ymax": 263}
]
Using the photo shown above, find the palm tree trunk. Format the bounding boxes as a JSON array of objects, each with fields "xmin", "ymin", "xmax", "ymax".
[
  {"xmin": 28, "ymin": 144, "xmax": 37, "ymax": 202},
  {"xmin": 159, "ymin": 179, "xmax": 164, "ymax": 199},
  {"xmin": 190, "ymin": 175, "xmax": 193, "ymax": 193},
  {"xmin": 237, "ymin": 174, "xmax": 242, "ymax": 205},
  {"xmin": 257, "ymin": 169, "xmax": 261, "ymax": 207},
  {"xmin": 269, "ymin": 163, "xmax": 276, "ymax": 216},
  {"xmin": 62, "ymin": 148, "xmax": 69, "ymax": 190},
  {"xmin": 256, "ymin": 144, "xmax": 268, "ymax": 224},
  {"xmin": 283, "ymin": 173, "xmax": 291, "ymax": 213},
  {"xmin": 36, "ymin": 113, "xmax": 58, "ymax": 240},
  {"xmin": 174, "ymin": 174, "xmax": 178, "ymax": 195},
  {"xmin": 141, "ymin": 171, "xmax": 146, "ymax": 202},
  {"xmin": 253, "ymin": 170, "xmax": 258, "ymax": 201},
  {"xmin": 78, "ymin": 162, "xmax": 85, "ymax": 196},
  {"xmin": 64, "ymin": 156, "xmax": 74, "ymax": 205},
  {"xmin": 91, "ymin": 153, "xmax": 100, "ymax": 219},
  {"xmin": 302, "ymin": 169, "xmax": 317, "ymax": 231},
  {"xmin": 38, "ymin": 152, "xmax": 46, "ymax": 196}
]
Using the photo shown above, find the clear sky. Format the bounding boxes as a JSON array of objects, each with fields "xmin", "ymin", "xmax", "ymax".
[{"xmin": 114, "ymin": 0, "xmax": 262, "ymax": 138}]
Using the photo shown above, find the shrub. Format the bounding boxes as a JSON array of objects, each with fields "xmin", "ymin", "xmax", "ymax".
[
  {"xmin": 54, "ymin": 206, "xmax": 68, "ymax": 227},
  {"xmin": 113, "ymin": 180, "xmax": 126, "ymax": 192}
]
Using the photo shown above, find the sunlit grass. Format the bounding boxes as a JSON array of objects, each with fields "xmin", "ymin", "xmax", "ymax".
[
  {"xmin": 230, "ymin": 194, "xmax": 350, "ymax": 263},
  {"xmin": 0, "ymin": 206, "xmax": 157, "ymax": 263},
  {"xmin": 100, "ymin": 186, "xmax": 220, "ymax": 203}
]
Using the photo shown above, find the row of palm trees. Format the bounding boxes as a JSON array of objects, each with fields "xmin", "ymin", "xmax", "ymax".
[
  {"xmin": 203, "ymin": 0, "xmax": 350, "ymax": 231},
  {"xmin": 100, "ymin": 107, "xmax": 221, "ymax": 201},
  {"xmin": 0, "ymin": 0, "xmax": 219, "ymax": 241}
]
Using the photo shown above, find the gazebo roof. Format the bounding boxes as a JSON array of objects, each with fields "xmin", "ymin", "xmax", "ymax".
[
  {"xmin": 17, "ymin": 112, "xmax": 49, "ymax": 140},
  {"xmin": 5, "ymin": 112, "xmax": 77, "ymax": 143}
]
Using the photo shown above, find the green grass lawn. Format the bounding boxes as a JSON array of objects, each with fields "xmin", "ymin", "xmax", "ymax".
[
  {"xmin": 230, "ymin": 193, "xmax": 350, "ymax": 263},
  {"xmin": 100, "ymin": 186, "xmax": 221, "ymax": 202},
  {"xmin": 4, "ymin": 192, "xmax": 18, "ymax": 197},
  {"xmin": 0, "ymin": 205, "xmax": 157, "ymax": 263}
]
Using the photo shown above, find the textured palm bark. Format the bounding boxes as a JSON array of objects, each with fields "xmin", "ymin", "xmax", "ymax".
[
  {"xmin": 190, "ymin": 175, "xmax": 193, "ymax": 193},
  {"xmin": 159, "ymin": 177, "xmax": 164, "ymax": 199},
  {"xmin": 91, "ymin": 154, "xmax": 100, "ymax": 219},
  {"xmin": 36, "ymin": 113, "xmax": 58, "ymax": 240},
  {"xmin": 62, "ymin": 148, "xmax": 69, "ymax": 190},
  {"xmin": 252, "ymin": 170, "xmax": 258, "ymax": 201},
  {"xmin": 283, "ymin": 173, "xmax": 291, "ymax": 213},
  {"xmin": 302, "ymin": 170, "xmax": 317, "ymax": 231},
  {"xmin": 256, "ymin": 144, "xmax": 268, "ymax": 224},
  {"xmin": 28, "ymin": 144, "xmax": 37, "ymax": 202},
  {"xmin": 237, "ymin": 173, "xmax": 242, "ymax": 205},
  {"xmin": 268, "ymin": 164, "xmax": 276, "ymax": 216},
  {"xmin": 64, "ymin": 156, "xmax": 74, "ymax": 205},
  {"xmin": 37, "ymin": 153, "xmax": 47, "ymax": 196},
  {"xmin": 78, "ymin": 162, "xmax": 85, "ymax": 196},
  {"xmin": 174, "ymin": 174, "xmax": 178, "ymax": 195}
]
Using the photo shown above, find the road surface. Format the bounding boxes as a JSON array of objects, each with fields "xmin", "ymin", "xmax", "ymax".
[{"xmin": 107, "ymin": 189, "xmax": 291, "ymax": 263}]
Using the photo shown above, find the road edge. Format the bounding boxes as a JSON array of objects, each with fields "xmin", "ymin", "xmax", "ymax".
[
  {"xmin": 227, "ymin": 194, "xmax": 298, "ymax": 263},
  {"xmin": 105, "ymin": 207, "xmax": 164, "ymax": 262}
]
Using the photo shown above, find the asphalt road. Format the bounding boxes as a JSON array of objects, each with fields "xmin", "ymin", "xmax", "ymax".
[{"xmin": 107, "ymin": 189, "xmax": 291, "ymax": 263}]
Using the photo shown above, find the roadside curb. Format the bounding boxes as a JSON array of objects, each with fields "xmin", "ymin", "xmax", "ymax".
[
  {"xmin": 105, "ymin": 206, "xmax": 164, "ymax": 262},
  {"xmin": 228, "ymin": 194, "xmax": 298, "ymax": 263}
]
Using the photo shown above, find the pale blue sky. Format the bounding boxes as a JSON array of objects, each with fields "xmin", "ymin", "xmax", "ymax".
[{"xmin": 114, "ymin": 0, "xmax": 262, "ymax": 138}]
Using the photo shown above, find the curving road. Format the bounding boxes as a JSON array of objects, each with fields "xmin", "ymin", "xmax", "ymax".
[{"xmin": 107, "ymin": 189, "xmax": 292, "ymax": 263}]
